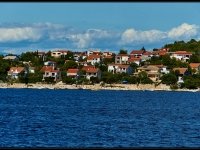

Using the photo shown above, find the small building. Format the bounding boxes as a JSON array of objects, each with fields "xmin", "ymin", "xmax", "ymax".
[
  {"xmin": 173, "ymin": 68, "xmax": 189, "ymax": 84},
  {"xmin": 134, "ymin": 65, "xmax": 160, "ymax": 81},
  {"xmin": 170, "ymin": 51, "xmax": 192, "ymax": 62},
  {"xmin": 189, "ymin": 63, "xmax": 200, "ymax": 73},
  {"xmin": 41, "ymin": 66, "xmax": 61, "ymax": 82},
  {"xmin": 115, "ymin": 54, "xmax": 129, "ymax": 64},
  {"xmin": 51, "ymin": 50, "xmax": 69, "ymax": 58},
  {"xmin": 3, "ymin": 55, "xmax": 19, "ymax": 61},
  {"xmin": 7, "ymin": 67, "xmax": 25, "ymax": 79},
  {"xmin": 82, "ymin": 66, "xmax": 101, "ymax": 80},
  {"xmin": 87, "ymin": 55, "xmax": 101, "ymax": 65},
  {"xmin": 128, "ymin": 57, "xmax": 141, "ymax": 66},
  {"xmin": 108, "ymin": 64, "xmax": 133, "ymax": 75},
  {"xmin": 44, "ymin": 61, "xmax": 56, "ymax": 67},
  {"xmin": 67, "ymin": 69, "xmax": 81, "ymax": 78},
  {"xmin": 130, "ymin": 50, "xmax": 145, "ymax": 58}
]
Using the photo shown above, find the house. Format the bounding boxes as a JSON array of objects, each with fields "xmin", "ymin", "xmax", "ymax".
[
  {"xmin": 67, "ymin": 69, "xmax": 81, "ymax": 78},
  {"xmin": 87, "ymin": 50, "xmax": 101, "ymax": 56},
  {"xmin": 189, "ymin": 63, "xmax": 200, "ymax": 73},
  {"xmin": 51, "ymin": 50, "xmax": 69, "ymax": 58},
  {"xmin": 141, "ymin": 51, "xmax": 153, "ymax": 62},
  {"xmin": 82, "ymin": 66, "xmax": 101, "ymax": 80},
  {"xmin": 115, "ymin": 54, "xmax": 129, "ymax": 64},
  {"xmin": 134, "ymin": 65, "xmax": 161, "ymax": 81},
  {"xmin": 108, "ymin": 64, "xmax": 133, "ymax": 75},
  {"xmin": 130, "ymin": 50, "xmax": 145, "ymax": 58},
  {"xmin": 102, "ymin": 51, "xmax": 114, "ymax": 57},
  {"xmin": 3, "ymin": 55, "xmax": 19, "ymax": 61},
  {"xmin": 7, "ymin": 67, "xmax": 25, "ymax": 79},
  {"xmin": 44, "ymin": 61, "xmax": 56, "ymax": 67},
  {"xmin": 87, "ymin": 55, "xmax": 101, "ymax": 65},
  {"xmin": 173, "ymin": 68, "xmax": 189, "ymax": 84},
  {"xmin": 41, "ymin": 66, "xmax": 61, "ymax": 82},
  {"xmin": 128, "ymin": 57, "xmax": 141, "ymax": 66},
  {"xmin": 170, "ymin": 51, "xmax": 192, "ymax": 62}
]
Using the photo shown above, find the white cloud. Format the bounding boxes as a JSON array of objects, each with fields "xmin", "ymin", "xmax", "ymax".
[
  {"xmin": 67, "ymin": 29, "xmax": 116, "ymax": 48},
  {"xmin": 0, "ymin": 27, "xmax": 42, "ymax": 42},
  {"xmin": 1, "ymin": 22, "xmax": 200, "ymax": 53},
  {"xmin": 168, "ymin": 23, "xmax": 199, "ymax": 40},
  {"xmin": 120, "ymin": 28, "xmax": 166, "ymax": 45}
]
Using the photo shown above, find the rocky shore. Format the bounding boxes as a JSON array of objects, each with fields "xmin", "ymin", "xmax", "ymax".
[{"xmin": 0, "ymin": 82, "xmax": 199, "ymax": 92}]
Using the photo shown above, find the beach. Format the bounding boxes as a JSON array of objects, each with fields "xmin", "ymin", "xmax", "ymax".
[{"xmin": 0, "ymin": 82, "xmax": 199, "ymax": 92}]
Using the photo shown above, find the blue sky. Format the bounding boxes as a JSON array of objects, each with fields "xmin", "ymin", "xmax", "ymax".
[{"xmin": 0, "ymin": 2, "xmax": 200, "ymax": 54}]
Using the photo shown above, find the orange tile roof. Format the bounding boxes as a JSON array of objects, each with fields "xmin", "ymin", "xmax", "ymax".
[
  {"xmin": 67, "ymin": 69, "xmax": 79, "ymax": 74},
  {"xmin": 173, "ymin": 68, "xmax": 187, "ymax": 74},
  {"xmin": 174, "ymin": 51, "xmax": 192, "ymax": 55},
  {"xmin": 130, "ymin": 50, "xmax": 144, "ymax": 55},
  {"xmin": 8, "ymin": 67, "xmax": 25, "ymax": 73},
  {"xmin": 128, "ymin": 58, "xmax": 141, "ymax": 62},
  {"xmin": 82, "ymin": 66, "xmax": 99, "ymax": 73},
  {"xmin": 87, "ymin": 55, "xmax": 101, "ymax": 60},
  {"xmin": 41, "ymin": 66, "xmax": 59, "ymax": 73},
  {"xmin": 189, "ymin": 63, "xmax": 200, "ymax": 68}
]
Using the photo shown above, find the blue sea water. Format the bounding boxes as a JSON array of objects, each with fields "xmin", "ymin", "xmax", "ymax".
[{"xmin": 0, "ymin": 88, "xmax": 200, "ymax": 148}]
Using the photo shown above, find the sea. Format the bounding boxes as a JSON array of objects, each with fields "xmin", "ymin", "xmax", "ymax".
[{"xmin": 0, "ymin": 88, "xmax": 200, "ymax": 148}]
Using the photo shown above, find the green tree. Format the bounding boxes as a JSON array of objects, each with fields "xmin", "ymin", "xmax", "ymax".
[
  {"xmin": 63, "ymin": 60, "xmax": 78, "ymax": 70},
  {"xmin": 119, "ymin": 49, "xmax": 127, "ymax": 54},
  {"xmin": 161, "ymin": 73, "xmax": 178, "ymax": 85}
]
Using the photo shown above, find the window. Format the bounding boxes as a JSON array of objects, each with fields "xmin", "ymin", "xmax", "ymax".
[{"xmin": 52, "ymin": 73, "xmax": 55, "ymax": 76}]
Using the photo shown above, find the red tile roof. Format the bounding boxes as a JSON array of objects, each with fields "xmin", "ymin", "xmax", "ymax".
[
  {"xmin": 87, "ymin": 55, "xmax": 101, "ymax": 60},
  {"xmin": 128, "ymin": 58, "xmax": 141, "ymax": 62},
  {"xmin": 8, "ymin": 67, "xmax": 25, "ymax": 73},
  {"xmin": 82, "ymin": 66, "xmax": 99, "ymax": 73},
  {"xmin": 130, "ymin": 50, "xmax": 144, "ymax": 55},
  {"xmin": 174, "ymin": 51, "xmax": 192, "ymax": 55},
  {"xmin": 41, "ymin": 66, "xmax": 59, "ymax": 73},
  {"xmin": 67, "ymin": 69, "xmax": 79, "ymax": 74},
  {"xmin": 189, "ymin": 63, "xmax": 200, "ymax": 68}
]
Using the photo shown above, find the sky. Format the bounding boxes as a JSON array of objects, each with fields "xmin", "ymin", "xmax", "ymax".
[{"xmin": 0, "ymin": 2, "xmax": 200, "ymax": 54}]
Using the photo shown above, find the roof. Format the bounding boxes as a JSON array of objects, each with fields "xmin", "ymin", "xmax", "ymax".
[
  {"xmin": 130, "ymin": 50, "xmax": 144, "ymax": 55},
  {"xmin": 67, "ymin": 69, "xmax": 79, "ymax": 74},
  {"xmin": 173, "ymin": 68, "xmax": 187, "ymax": 74},
  {"xmin": 8, "ymin": 67, "xmax": 25, "ymax": 73},
  {"xmin": 3, "ymin": 56, "xmax": 18, "ymax": 60},
  {"xmin": 128, "ymin": 57, "xmax": 141, "ymax": 62},
  {"xmin": 41, "ymin": 66, "xmax": 59, "ymax": 73},
  {"xmin": 143, "ymin": 51, "xmax": 152, "ymax": 55},
  {"xmin": 174, "ymin": 51, "xmax": 192, "ymax": 55},
  {"xmin": 82, "ymin": 66, "xmax": 99, "ymax": 73},
  {"xmin": 189, "ymin": 63, "xmax": 200, "ymax": 68},
  {"xmin": 137, "ymin": 65, "xmax": 160, "ymax": 71},
  {"xmin": 87, "ymin": 55, "xmax": 101, "ymax": 60}
]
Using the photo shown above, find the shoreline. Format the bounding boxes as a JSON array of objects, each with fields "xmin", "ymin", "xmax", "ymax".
[{"xmin": 0, "ymin": 83, "xmax": 199, "ymax": 92}]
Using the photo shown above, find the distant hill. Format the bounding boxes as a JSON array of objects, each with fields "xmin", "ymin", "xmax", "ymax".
[{"xmin": 164, "ymin": 39, "xmax": 200, "ymax": 54}]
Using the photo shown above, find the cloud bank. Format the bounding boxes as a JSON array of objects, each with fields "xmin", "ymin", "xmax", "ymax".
[{"xmin": 0, "ymin": 22, "xmax": 199, "ymax": 54}]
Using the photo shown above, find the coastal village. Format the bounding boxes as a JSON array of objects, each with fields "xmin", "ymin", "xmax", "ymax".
[{"xmin": 1, "ymin": 40, "xmax": 200, "ymax": 90}]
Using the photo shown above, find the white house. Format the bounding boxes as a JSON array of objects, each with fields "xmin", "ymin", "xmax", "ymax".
[
  {"xmin": 7, "ymin": 67, "xmax": 25, "ymax": 79},
  {"xmin": 41, "ymin": 66, "xmax": 61, "ymax": 82},
  {"xmin": 108, "ymin": 64, "xmax": 133, "ymax": 75},
  {"xmin": 82, "ymin": 66, "xmax": 101, "ymax": 80},
  {"xmin": 87, "ymin": 55, "xmax": 101, "ymax": 65},
  {"xmin": 115, "ymin": 54, "xmax": 129, "ymax": 64},
  {"xmin": 51, "ymin": 50, "xmax": 69, "ymax": 58},
  {"xmin": 170, "ymin": 51, "xmax": 192, "ymax": 62}
]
